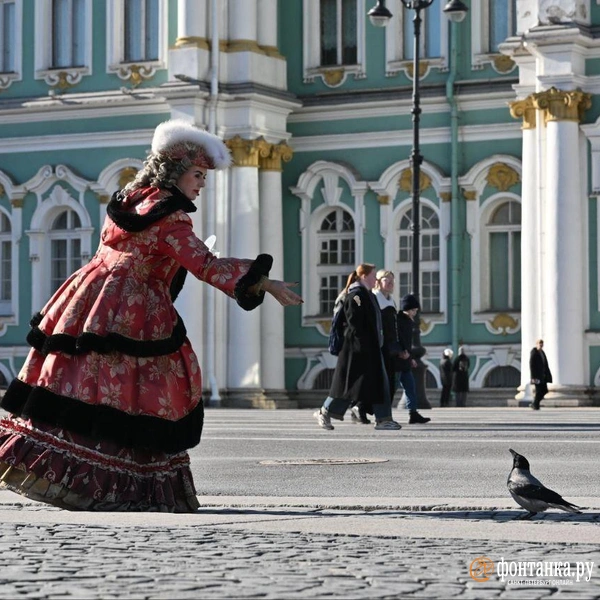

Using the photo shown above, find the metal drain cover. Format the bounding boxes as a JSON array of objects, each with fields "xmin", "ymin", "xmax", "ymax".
[{"xmin": 259, "ymin": 458, "xmax": 388, "ymax": 466}]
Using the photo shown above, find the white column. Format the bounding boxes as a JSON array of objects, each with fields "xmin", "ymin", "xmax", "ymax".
[
  {"xmin": 176, "ymin": 0, "xmax": 207, "ymax": 43},
  {"xmin": 510, "ymin": 98, "xmax": 538, "ymax": 398},
  {"xmin": 228, "ymin": 0, "xmax": 258, "ymax": 44},
  {"xmin": 257, "ymin": 0, "xmax": 278, "ymax": 49},
  {"xmin": 258, "ymin": 143, "xmax": 292, "ymax": 391},
  {"xmin": 542, "ymin": 118, "xmax": 585, "ymax": 385},
  {"xmin": 226, "ymin": 138, "xmax": 263, "ymax": 391}
]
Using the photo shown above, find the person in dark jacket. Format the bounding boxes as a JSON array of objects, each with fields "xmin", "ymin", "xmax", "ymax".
[
  {"xmin": 439, "ymin": 348, "xmax": 453, "ymax": 407},
  {"xmin": 452, "ymin": 346, "xmax": 470, "ymax": 407},
  {"xmin": 529, "ymin": 339, "xmax": 552, "ymax": 410},
  {"xmin": 314, "ymin": 264, "xmax": 401, "ymax": 431},
  {"xmin": 396, "ymin": 294, "xmax": 431, "ymax": 424},
  {"xmin": 373, "ymin": 270, "xmax": 400, "ymax": 414}
]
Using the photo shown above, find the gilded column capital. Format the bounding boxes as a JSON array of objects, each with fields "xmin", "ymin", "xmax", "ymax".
[
  {"xmin": 11, "ymin": 198, "xmax": 24, "ymax": 208},
  {"xmin": 226, "ymin": 136, "xmax": 271, "ymax": 167},
  {"xmin": 259, "ymin": 142, "xmax": 294, "ymax": 171},
  {"xmin": 533, "ymin": 87, "xmax": 592, "ymax": 124},
  {"xmin": 174, "ymin": 36, "xmax": 209, "ymax": 50},
  {"xmin": 509, "ymin": 96, "xmax": 537, "ymax": 130}
]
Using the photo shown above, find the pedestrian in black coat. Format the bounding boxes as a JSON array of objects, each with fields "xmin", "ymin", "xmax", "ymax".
[
  {"xmin": 314, "ymin": 264, "xmax": 401, "ymax": 431},
  {"xmin": 395, "ymin": 294, "xmax": 431, "ymax": 424},
  {"xmin": 439, "ymin": 348, "xmax": 453, "ymax": 407},
  {"xmin": 452, "ymin": 346, "xmax": 470, "ymax": 407},
  {"xmin": 529, "ymin": 339, "xmax": 552, "ymax": 410}
]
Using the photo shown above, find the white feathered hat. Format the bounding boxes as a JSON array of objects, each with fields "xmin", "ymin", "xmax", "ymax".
[{"xmin": 151, "ymin": 119, "xmax": 232, "ymax": 170}]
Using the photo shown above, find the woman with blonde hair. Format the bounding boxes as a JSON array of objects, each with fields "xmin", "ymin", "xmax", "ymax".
[
  {"xmin": 373, "ymin": 269, "xmax": 400, "ymax": 410},
  {"xmin": 314, "ymin": 264, "xmax": 401, "ymax": 431}
]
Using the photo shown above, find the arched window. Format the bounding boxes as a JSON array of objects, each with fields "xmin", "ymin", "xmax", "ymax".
[
  {"xmin": 50, "ymin": 209, "xmax": 82, "ymax": 295},
  {"xmin": 317, "ymin": 208, "xmax": 355, "ymax": 315},
  {"xmin": 320, "ymin": 0, "xmax": 357, "ymax": 66},
  {"xmin": 484, "ymin": 366, "xmax": 520, "ymax": 388},
  {"xmin": 396, "ymin": 205, "xmax": 440, "ymax": 313},
  {"xmin": 487, "ymin": 200, "xmax": 521, "ymax": 311},
  {"xmin": 0, "ymin": 212, "xmax": 11, "ymax": 315}
]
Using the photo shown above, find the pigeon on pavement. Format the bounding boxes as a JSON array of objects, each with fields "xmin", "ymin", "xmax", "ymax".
[{"xmin": 507, "ymin": 448, "xmax": 582, "ymax": 520}]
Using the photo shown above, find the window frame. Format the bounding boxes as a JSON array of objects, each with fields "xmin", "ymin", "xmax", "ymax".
[
  {"xmin": 0, "ymin": 210, "xmax": 12, "ymax": 316},
  {"xmin": 383, "ymin": 0, "xmax": 448, "ymax": 78},
  {"xmin": 316, "ymin": 206, "xmax": 356, "ymax": 316},
  {"xmin": 302, "ymin": 0, "xmax": 366, "ymax": 87},
  {"xmin": 393, "ymin": 201, "xmax": 442, "ymax": 314},
  {"xmin": 0, "ymin": 0, "xmax": 22, "ymax": 91},
  {"xmin": 290, "ymin": 160, "xmax": 368, "ymax": 334},
  {"xmin": 462, "ymin": 156, "xmax": 522, "ymax": 336},
  {"xmin": 106, "ymin": 0, "xmax": 168, "ymax": 86},
  {"xmin": 49, "ymin": 209, "xmax": 83, "ymax": 296},
  {"xmin": 471, "ymin": 0, "xmax": 517, "ymax": 73},
  {"xmin": 34, "ymin": 0, "xmax": 92, "ymax": 87}
]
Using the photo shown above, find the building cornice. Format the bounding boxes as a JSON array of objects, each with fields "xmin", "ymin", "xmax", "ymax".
[{"xmin": 289, "ymin": 123, "xmax": 522, "ymax": 153}]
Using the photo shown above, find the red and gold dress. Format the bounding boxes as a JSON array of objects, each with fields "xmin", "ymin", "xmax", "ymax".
[{"xmin": 0, "ymin": 186, "xmax": 271, "ymax": 512}]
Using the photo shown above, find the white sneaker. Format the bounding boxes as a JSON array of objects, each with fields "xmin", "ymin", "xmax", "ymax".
[
  {"xmin": 350, "ymin": 406, "xmax": 371, "ymax": 424},
  {"xmin": 374, "ymin": 420, "xmax": 402, "ymax": 431},
  {"xmin": 313, "ymin": 410, "xmax": 334, "ymax": 430}
]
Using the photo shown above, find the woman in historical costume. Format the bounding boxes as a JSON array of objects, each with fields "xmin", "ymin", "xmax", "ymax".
[
  {"xmin": 313, "ymin": 263, "xmax": 401, "ymax": 431},
  {"xmin": 0, "ymin": 119, "xmax": 302, "ymax": 512}
]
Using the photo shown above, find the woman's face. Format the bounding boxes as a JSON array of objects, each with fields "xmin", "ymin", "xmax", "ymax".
[
  {"xmin": 361, "ymin": 270, "xmax": 377, "ymax": 290},
  {"xmin": 378, "ymin": 274, "xmax": 394, "ymax": 294},
  {"xmin": 176, "ymin": 166, "xmax": 208, "ymax": 200}
]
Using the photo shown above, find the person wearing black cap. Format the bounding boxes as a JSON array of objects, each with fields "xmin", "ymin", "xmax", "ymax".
[{"xmin": 396, "ymin": 294, "xmax": 431, "ymax": 424}]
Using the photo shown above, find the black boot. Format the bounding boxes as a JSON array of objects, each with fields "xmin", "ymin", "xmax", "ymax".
[{"xmin": 409, "ymin": 410, "xmax": 431, "ymax": 424}]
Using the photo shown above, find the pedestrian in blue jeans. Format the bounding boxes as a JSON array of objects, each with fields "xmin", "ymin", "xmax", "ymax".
[{"xmin": 396, "ymin": 294, "xmax": 431, "ymax": 424}]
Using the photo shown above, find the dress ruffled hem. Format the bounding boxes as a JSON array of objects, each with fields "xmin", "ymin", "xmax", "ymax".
[{"xmin": 0, "ymin": 417, "xmax": 200, "ymax": 513}]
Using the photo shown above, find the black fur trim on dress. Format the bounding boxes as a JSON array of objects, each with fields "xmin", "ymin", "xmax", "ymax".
[
  {"xmin": 234, "ymin": 253, "xmax": 273, "ymax": 311},
  {"xmin": 107, "ymin": 186, "xmax": 196, "ymax": 233},
  {"xmin": 0, "ymin": 378, "xmax": 204, "ymax": 454},
  {"xmin": 27, "ymin": 312, "xmax": 187, "ymax": 358}
]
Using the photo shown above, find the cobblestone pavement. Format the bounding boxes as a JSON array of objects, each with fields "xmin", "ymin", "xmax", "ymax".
[{"xmin": 1, "ymin": 503, "xmax": 599, "ymax": 599}]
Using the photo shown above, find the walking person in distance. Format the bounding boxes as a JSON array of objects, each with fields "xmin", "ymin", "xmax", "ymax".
[
  {"xmin": 529, "ymin": 338, "xmax": 552, "ymax": 410},
  {"xmin": 452, "ymin": 346, "xmax": 470, "ymax": 407},
  {"xmin": 439, "ymin": 348, "xmax": 453, "ymax": 407},
  {"xmin": 314, "ymin": 264, "xmax": 401, "ymax": 431},
  {"xmin": 396, "ymin": 294, "xmax": 431, "ymax": 424}
]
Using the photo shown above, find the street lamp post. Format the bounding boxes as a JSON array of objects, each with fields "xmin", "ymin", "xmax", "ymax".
[{"xmin": 368, "ymin": 0, "xmax": 468, "ymax": 409}]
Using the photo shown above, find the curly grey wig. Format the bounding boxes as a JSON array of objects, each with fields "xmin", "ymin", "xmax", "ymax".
[{"xmin": 123, "ymin": 146, "xmax": 200, "ymax": 193}]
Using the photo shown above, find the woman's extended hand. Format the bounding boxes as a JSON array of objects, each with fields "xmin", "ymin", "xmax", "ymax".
[{"xmin": 262, "ymin": 279, "xmax": 303, "ymax": 306}]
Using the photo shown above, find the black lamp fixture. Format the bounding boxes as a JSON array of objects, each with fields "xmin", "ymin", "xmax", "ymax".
[
  {"xmin": 443, "ymin": 0, "xmax": 469, "ymax": 22},
  {"xmin": 367, "ymin": 0, "xmax": 393, "ymax": 27}
]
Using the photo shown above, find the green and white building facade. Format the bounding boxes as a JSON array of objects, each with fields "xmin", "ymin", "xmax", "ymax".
[{"xmin": 1, "ymin": 0, "xmax": 600, "ymax": 407}]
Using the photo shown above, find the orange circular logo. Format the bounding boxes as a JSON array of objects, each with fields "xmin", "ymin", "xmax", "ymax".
[{"xmin": 469, "ymin": 557, "xmax": 495, "ymax": 582}]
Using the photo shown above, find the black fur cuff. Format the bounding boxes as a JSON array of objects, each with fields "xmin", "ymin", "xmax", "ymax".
[{"xmin": 234, "ymin": 253, "xmax": 273, "ymax": 311}]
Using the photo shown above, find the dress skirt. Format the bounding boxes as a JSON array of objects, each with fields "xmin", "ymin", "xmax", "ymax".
[{"xmin": 0, "ymin": 415, "xmax": 199, "ymax": 512}]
